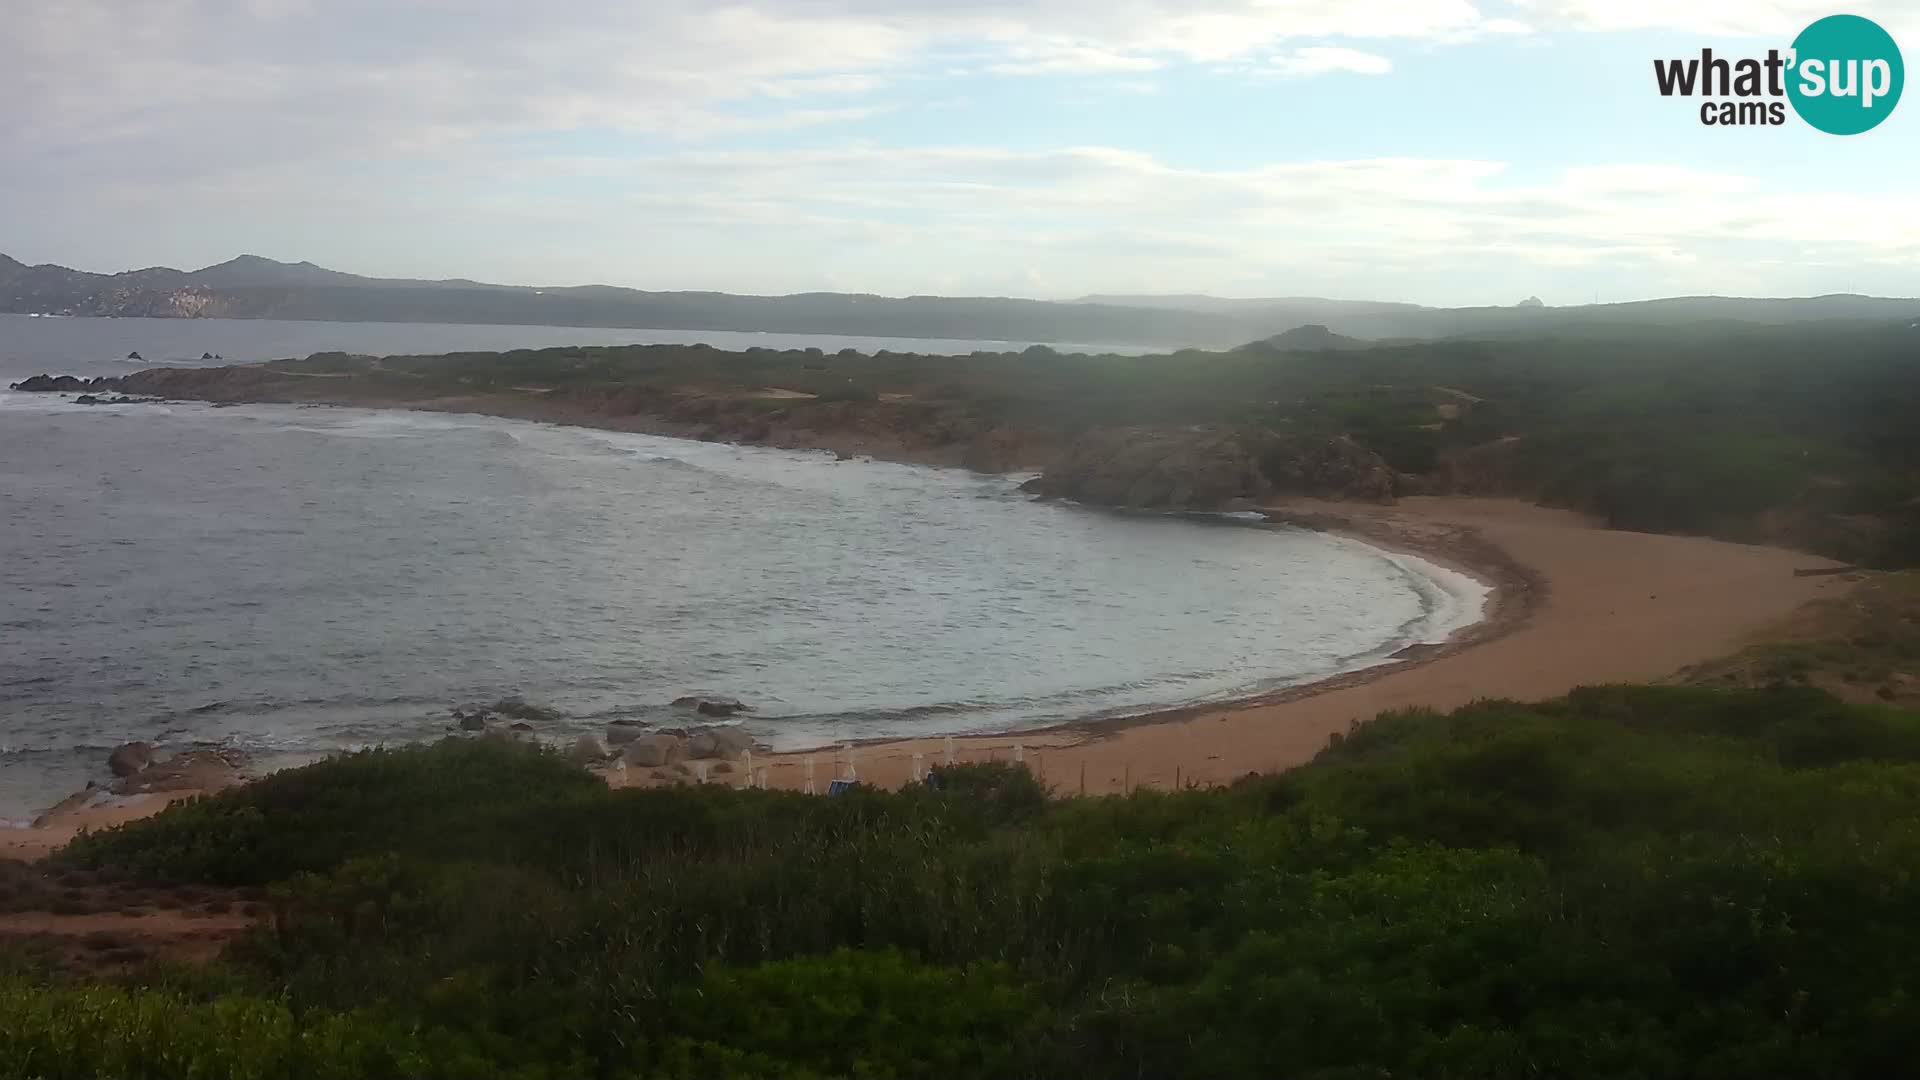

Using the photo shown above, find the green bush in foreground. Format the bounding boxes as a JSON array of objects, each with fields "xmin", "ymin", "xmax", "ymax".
[{"xmin": 29, "ymin": 686, "xmax": 1920, "ymax": 1077}]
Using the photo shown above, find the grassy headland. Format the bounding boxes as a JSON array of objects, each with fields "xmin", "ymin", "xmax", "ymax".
[{"xmin": 54, "ymin": 316, "xmax": 1920, "ymax": 566}]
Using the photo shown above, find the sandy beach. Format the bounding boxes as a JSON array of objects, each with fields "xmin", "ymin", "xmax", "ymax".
[{"xmin": 5, "ymin": 495, "xmax": 1854, "ymax": 858}]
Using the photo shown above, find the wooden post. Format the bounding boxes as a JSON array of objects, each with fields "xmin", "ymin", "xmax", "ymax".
[
  {"xmin": 1079, "ymin": 761, "xmax": 1086, "ymax": 796},
  {"xmin": 1124, "ymin": 763, "xmax": 1131, "ymax": 794},
  {"xmin": 805, "ymin": 755, "xmax": 816, "ymax": 795}
]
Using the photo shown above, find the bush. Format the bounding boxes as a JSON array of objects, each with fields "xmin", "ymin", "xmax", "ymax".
[{"xmin": 33, "ymin": 686, "xmax": 1920, "ymax": 1077}]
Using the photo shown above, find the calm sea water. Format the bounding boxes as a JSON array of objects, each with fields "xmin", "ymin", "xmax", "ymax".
[
  {"xmin": 0, "ymin": 318, "xmax": 1482, "ymax": 819},
  {"xmin": 0, "ymin": 314, "xmax": 1158, "ymax": 382}
]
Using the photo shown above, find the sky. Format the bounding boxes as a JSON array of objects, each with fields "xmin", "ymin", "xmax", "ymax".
[{"xmin": 3, "ymin": 0, "xmax": 1917, "ymax": 305}]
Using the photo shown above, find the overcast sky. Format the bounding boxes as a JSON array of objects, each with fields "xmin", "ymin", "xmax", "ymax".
[{"xmin": 4, "ymin": 0, "xmax": 1916, "ymax": 304}]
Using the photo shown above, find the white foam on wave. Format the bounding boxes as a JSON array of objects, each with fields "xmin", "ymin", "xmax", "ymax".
[{"xmin": 1312, "ymin": 533, "xmax": 1490, "ymax": 651}]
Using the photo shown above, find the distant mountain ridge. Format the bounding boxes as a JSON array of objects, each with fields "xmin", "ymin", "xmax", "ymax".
[{"xmin": 3, "ymin": 252, "xmax": 1914, "ymax": 349}]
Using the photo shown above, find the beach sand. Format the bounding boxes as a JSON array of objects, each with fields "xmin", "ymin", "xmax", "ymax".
[{"xmin": 5, "ymin": 496, "xmax": 1855, "ymax": 857}]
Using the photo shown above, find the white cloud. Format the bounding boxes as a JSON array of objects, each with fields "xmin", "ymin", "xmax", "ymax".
[
  {"xmin": 4, "ymin": 1, "xmax": 1918, "ymax": 301},
  {"xmin": 1271, "ymin": 47, "xmax": 1395, "ymax": 77},
  {"xmin": 99, "ymin": 141, "xmax": 1903, "ymax": 300},
  {"xmin": 1509, "ymin": 0, "xmax": 1919, "ymax": 37}
]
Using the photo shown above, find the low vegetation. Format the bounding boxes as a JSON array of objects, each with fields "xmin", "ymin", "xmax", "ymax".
[
  {"xmin": 7, "ymin": 684, "xmax": 1920, "ymax": 1077},
  {"xmin": 1684, "ymin": 570, "xmax": 1920, "ymax": 707}
]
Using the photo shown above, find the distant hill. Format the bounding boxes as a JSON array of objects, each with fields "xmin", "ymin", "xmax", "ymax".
[
  {"xmin": 4, "ymin": 252, "xmax": 1915, "ymax": 349},
  {"xmin": 1234, "ymin": 324, "xmax": 1368, "ymax": 351}
]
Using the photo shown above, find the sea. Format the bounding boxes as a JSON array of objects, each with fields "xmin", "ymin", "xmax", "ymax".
[{"xmin": 0, "ymin": 315, "xmax": 1485, "ymax": 819}]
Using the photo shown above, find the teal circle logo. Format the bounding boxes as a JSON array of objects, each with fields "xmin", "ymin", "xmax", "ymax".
[{"xmin": 1788, "ymin": 14, "xmax": 1904, "ymax": 135}]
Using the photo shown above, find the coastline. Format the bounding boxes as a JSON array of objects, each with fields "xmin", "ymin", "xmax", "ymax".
[
  {"xmin": 1, "ymin": 396, "xmax": 1859, "ymax": 855},
  {"xmin": 721, "ymin": 497, "xmax": 1851, "ymax": 797}
]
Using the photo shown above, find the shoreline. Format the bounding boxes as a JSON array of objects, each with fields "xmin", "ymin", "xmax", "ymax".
[
  {"xmin": 1, "ymin": 397, "xmax": 1858, "ymax": 854},
  {"xmin": 722, "ymin": 497, "xmax": 1851, "ymax": 798},
  {"xmin": 5, "ymin": 499, "xmax": 1518, "ymax": 855}
]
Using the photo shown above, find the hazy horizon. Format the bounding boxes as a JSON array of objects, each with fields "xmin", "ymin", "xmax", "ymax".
[{"xmin": 9, "ymin": 250, "xmax": 1917, "ymax": 309}]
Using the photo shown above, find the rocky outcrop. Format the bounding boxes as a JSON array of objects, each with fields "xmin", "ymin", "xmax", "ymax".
[
  {"xmin": 1257, "ymin": 434, "xmax": 1396, "ymax": 503},
  {"xmin": 10, "ymin": 374, "xmax": 113, "ymax": 392},
  {"xmin": 111, "ymin": 749, "xmax": 243, "ymax": 795},
  {"xmin": 623, "ymin": 734, "xmax": 684, "ymax": 768},
  {"xmin": 107, "ymin": 742, "xmax": 152, "ymax": 777},
  {"xmin": 1021, "ymin": 428, "xmax": 1395, "ymax": 510}
]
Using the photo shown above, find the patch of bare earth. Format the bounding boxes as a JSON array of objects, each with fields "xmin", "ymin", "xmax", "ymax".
[{"xmin": 0, "ymin": 860, "xmax": 264, "ymax": 975}]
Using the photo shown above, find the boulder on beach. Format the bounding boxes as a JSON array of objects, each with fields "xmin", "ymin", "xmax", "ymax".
[
  {"xmin": 605, "ymin": 723, "xmax": 644, "ymax": 746},
  {"xmin": 568, "ymin": 734, "xmax": 609, "ymax": 765},
  {"xmin": 623, "ymin": 734, "xmax": 684, "ymax": 768},
  {"xmin": 107, "ymin": 741, "xmax": 152, "ymax": 777},
  {"xmin": 453, "ymin": 708, "xmax": 487, "ymax": 731},
  {"xmin": 685, "ymin": 726, "xmax": 757, "ymax": 761}
]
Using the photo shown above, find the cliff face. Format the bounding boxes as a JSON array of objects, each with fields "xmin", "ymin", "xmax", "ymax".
[{"xmin": 1020, "ymin": 428, "xmax": 1395, "ymax": 509}]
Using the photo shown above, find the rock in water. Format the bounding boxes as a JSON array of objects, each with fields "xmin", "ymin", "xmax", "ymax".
[
  {"xmin": 623, "ymin": 734, "xmax": 685, "ymax": 768},
  {"xmin": 672, "ymin": 694, "xmax": 749, "ymax": 716},
  {"xmin": 127, "ymin": 351, "xmax": 142, "ymax": 360},
  {"xmin": 107, "ymin": 741, "xmax": 152, "ymax": 777},
  {"xmin": 201, "ymin": 352, "xmax": 214, "ymax": 360},
  {"xmin": 605, "ymin": 723, "xmax": 644, "ymax": 746}
]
